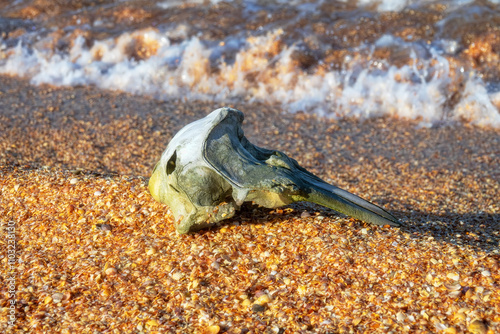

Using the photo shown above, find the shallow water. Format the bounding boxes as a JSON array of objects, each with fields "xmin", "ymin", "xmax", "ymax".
[{"xmin": 1, "ymin": 0, "xmax": 500, "ymax": 127}]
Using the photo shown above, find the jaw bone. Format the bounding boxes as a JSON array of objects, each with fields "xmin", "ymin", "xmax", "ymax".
[{"xmin": 149, "ymin": 107, "xmax": 400, "ymax": 234}]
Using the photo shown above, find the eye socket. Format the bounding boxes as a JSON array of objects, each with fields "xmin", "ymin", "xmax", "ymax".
[{"xmin": 166, "ymin": 150, "xmax": 177, "ymax": 175}]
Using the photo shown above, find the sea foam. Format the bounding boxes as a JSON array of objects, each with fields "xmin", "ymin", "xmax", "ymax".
[{"xmin": 1, "ymin": 26, "xmax": 499, "ymax": 128}]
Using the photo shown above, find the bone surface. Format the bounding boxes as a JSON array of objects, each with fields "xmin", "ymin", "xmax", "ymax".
[{"xmin": 149, "ymin": 107, "xmax": 400, "ymax": 234}]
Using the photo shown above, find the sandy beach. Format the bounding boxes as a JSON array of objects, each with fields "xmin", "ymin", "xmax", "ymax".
[{"xmin": 0, "ymin": 75, "xmax": 499, "ymax": 333}]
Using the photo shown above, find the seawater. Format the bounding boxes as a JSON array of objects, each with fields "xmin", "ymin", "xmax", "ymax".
[{"xmin": 1, "ymin": 0, "xmax": 499, "ymax": 127}]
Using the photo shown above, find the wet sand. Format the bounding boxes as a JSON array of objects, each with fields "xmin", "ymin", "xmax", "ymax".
[
  {"xmin": 0, "ymin": 75, "xmax": 499, "ymax": 333},
  {"xmin": 2, "ymin": 1, "xmax": 500, "ymax": 128}
]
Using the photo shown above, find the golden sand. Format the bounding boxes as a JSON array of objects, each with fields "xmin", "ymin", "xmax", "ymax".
[{"xmin": 0, "ymin": 77, "xmax": 499, "ymax": 333}]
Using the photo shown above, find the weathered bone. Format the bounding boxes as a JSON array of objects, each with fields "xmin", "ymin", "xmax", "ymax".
[{"xmin": 149, "ymin": 107, "xmax": 400, "ymax": 234}]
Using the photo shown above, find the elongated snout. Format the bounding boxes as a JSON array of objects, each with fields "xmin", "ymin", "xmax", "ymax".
[{"xmin": 296, "ymin": 173, "xmax": 400, "ymax": 226}]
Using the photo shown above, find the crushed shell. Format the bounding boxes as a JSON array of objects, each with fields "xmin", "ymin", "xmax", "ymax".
[
  {"xmin": 0, "ymin": 166, "xmax": 498, "ymax": 333},
  {"xmin": 0, "ymin": 78, "xmax": 498, "ymax": 333}
]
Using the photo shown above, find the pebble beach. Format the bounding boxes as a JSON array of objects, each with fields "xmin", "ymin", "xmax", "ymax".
[{"xmin": 1, "ymin": 75, "xmax": 499, "ymax": 333}]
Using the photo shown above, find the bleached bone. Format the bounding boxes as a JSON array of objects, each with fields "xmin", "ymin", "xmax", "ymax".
[{"xmin": 149, "ymin": 107, "xmax": 400, "ymax": 234}]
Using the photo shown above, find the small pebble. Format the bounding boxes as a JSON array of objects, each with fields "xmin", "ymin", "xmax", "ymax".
[
  {"xmin": 254, "ymin": 294, "xmax": 271, "ymax": 306},
  {"xmin": 254, "ymin": 290, "xmax": 266, "ymax": 298},
  {"xmin": 297, "ymin": 285, "xmax": 307, "ymax": 295},
  {"xmin": 70, "ymin": 178, "xmax": 78, "ymax": 184},
  {"xmin": 171, "ymin": 272, "xmax": 183, "ymax": 281},
  {"xmin": 301, "ymin": 211, "xmax": 311, "ymax": 218},
  {"xmin": 105, "ymin": 267, "xmax": 117, "ymax": 276},
  {"xmin": 241, "ymin": 299, "xmax": 252, "ymax": 307},
  {"xmin": 252, "ymin": 303, "xmax": 266, "ymax": 313},
  {"xmin": 52, "ymin": 292, "xmax": 64, "ymax": 303},
  {"xmin": 481, "ymin": 270, "xmax": 491, "ymax": 277},
  {"xmin": 468, "ymin": 319, "xmax": 488, "ymax": 334},
  {"xmin": 146, "ymin": 319, "xmax": 159, "ymax": 328},
  {"xmin": 396, "ymin": 312, "xmax": 406, "ymax": 322},
  {"xmin": 142, "ymin": 279, "xmax": 155, "ymax": 286},
  {"xmin": 96, "ymin": 223, "xmax": 112, "ymax": 231},
  {"xmin": 205, "ymin": 325, "xmax": 220, "ymax": 334},
  {"xmin": 94, "ymin": 190, "xmax": 102, "ymax": 196},
  {"xmin": 444, "ymin": 282, "xmax": 461, "ymax": 291}
]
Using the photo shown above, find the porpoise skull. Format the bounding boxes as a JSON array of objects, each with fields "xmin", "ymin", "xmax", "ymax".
[{"xmin": 149, "ymin": 107, "xmax": 400, "ymax": 234}]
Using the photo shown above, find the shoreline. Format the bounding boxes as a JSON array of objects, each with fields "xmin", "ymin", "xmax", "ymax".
[{"xmin": 0, "ymin": 75, "xmax": 499, "ymax": 333}]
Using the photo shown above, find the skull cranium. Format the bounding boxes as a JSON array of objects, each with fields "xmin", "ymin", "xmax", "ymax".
[{"xmin": 149, "ymin": 107, "xmax": 400, "ymax": 234}]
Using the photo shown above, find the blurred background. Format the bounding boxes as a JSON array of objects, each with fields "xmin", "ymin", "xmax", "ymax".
[{"xmin": 1, "ymin": 0, "xmax": 499, "ymax": 128}]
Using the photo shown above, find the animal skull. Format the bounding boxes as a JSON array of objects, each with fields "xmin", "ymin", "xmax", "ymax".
[{"xmin": 149, "ymin": 107, "xmax": 400, "ymax": 234}]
